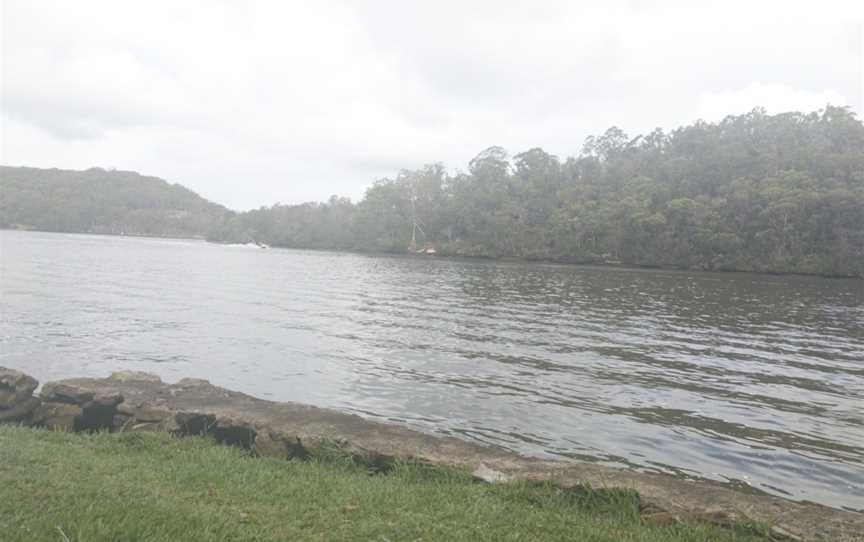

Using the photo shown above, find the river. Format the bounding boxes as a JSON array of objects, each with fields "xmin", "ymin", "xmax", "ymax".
[{"xmin": 1, "ymin": 230, "xmax": 862, "ymax": 510}]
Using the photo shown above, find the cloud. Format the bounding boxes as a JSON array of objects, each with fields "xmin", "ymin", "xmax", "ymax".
[
  {"xmin": 3, "ymin": 46, "xmax": 207, "ymax": 139},
  {"xmin": 1, "ymin": 0, "xmax": 862, "ymax": 210},
  {"xmin": 696, "ymin": 84, "xmax": 850, "ymax": 123}
]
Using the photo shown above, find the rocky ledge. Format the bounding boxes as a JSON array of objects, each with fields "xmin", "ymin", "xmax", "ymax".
[{"xmin": 1, "ymin": 366, "xmax": 861, "ymax": 541}]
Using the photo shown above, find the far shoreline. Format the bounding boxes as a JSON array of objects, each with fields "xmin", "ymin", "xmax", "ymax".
[{"xmin": 2, "ymin": 227, "xmax": 862, "ymax": 280}]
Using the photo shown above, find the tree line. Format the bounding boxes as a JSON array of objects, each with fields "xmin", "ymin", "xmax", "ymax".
[
  {"xmin": 211, "ymin": 107, "xmax": 864, "ymax": 277},
  {"xmin": 2, "ymin": 106, "xmax": 862, "ymax": 277}
]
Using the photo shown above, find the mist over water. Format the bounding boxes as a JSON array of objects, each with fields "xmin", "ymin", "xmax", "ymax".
[{"xmin": 1, "ymin": 230, "xmax": 862, "ymax": 510}]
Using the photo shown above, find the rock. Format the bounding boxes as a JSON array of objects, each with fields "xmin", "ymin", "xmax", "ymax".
[
  {"xmin": 116, "ymin": 402, "xmax": 138, "ymax": 416},
  {"xmin": 78, "ymin": 393, "xmax": 125, "ymax": 431},
  {"xmin": 0, "ymin": 388, "xmax": 36, "ymax": 409},
  {"xmin": 30, "ymin": 382, "xmax": 120, "ymax": 431},
  {"xmin": 31, "ymin": 402, "xmax": 83, "ymax": 431},
  {"xmin": 127, "ymin": 405, "xmax": 172, "ymax": 423},
  {"xmin": 129, "ymin": 421, "xmax": 163, "ymax": 432},
  {"xmin": 84, "ymin": 393, "xmax": 124, "ymax": 409},
  {"xmin": 176, "ymin": 378, "xmax": 211, "ymax": 388},
  {"xmin": 0, "ymin": 367, "xmax": 38, "ymax": 394},
  {"xmin": 112, "ymin": 414, "xmax": 133, "ymax": 430},
  {"xmin": 111, "ymin": 405, "xmax": 207, "ymax": 434},
  {"xmin": 40, "ymin": 383, "xmax": 94, "ymax": 405},
  {"xmin": 0, "ymin": 396, "xmax": 41, "ymax": 423},
  {"xmin": 173, "ymin": 412, "xmax": 215, "ymax": 435},
  {"xmin": 769, "ymin": 524, "xmax": 804, "ymax": 541},
  {"xmin": 213, "ymin": 417, "xmax": 257, "ymax": 449},
  {"xmin": 0, "ymin": 367, "xmax": 38, "ymax": 409},
  {"xmin": 472, "ymin": 463, "xmax": 511, "ymax": 483},
  {"xmin": 253, "ymin": 430, "xmax": 289, "ymax": 459},
  {"xmin": 109, "ymin": 371, "xmax": 162, "ymax": 383}
]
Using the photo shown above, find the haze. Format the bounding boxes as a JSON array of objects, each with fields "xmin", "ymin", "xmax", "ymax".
[{"xmin": 1, "ymin": 0, "xmax": 862, "ymax": 210}]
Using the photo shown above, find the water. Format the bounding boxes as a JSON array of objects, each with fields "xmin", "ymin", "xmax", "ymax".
[{"xmin": 1, "ymin": 230, "xmax": 862, "ymax": 510}]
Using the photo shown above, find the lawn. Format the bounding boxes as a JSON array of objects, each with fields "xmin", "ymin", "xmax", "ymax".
[{"xmin": 0, "ymin": 424, "xmax": 768, "ymax": 541}]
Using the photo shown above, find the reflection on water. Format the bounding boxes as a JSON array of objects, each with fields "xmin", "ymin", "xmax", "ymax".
[{"xmin": 1, "ymin": 230, "xmax": 862, "ymax": 510}]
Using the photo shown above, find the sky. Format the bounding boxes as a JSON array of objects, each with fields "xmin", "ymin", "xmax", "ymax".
[{"xmin": 1, "ymin": 1, "xmax": 862, "ymax": 210}]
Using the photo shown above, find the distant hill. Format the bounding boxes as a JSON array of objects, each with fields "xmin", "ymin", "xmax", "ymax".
[
  {"xmin": 2, "ymin": 106, "xmax": 863, "ymax": 277},
  {"xmin": 0, "ymin": 166, "xmax": 232, "ymax": 239},
  {"xmin": 209, "ymin": 107, "xmax": 864, "ymax": 278}
]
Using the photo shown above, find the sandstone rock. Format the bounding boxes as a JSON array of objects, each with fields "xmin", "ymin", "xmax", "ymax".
[
  {"xmin": 472, "ymin": 462, "xmax": 511, "ymax": 483},
  {"xmin": 176, "ymin": 378, "xmax": 211, "ymax": 388},
  {"xmin": 0, "ymin": 367, "xmax": 38, "ymax": 409},
  {"xmin": 31, "ymin": 402, "xmax": 83, "ymax": 431},
  {"xmin": 0, "ymin": 396, "xmax": 41, "ymax": 423},
  {"xmin": 0, "ymin": 388, "xmax": 36, "ymax": 409},
  {"xmin": 252, "ymin": 430, "xmax": 289, "ymax": 458},
  {"xmin": 770, "ymin": 524, "xmax": 804, "ymax": 541},
  {"xmin": 173, "ymin": 412, "xmax": 215, "ymax": 435},
  {"xmin": 116, "ymin": 402, "xmax": 138, "ymax": 416},
  {"xmin": 40, "ymin": 383, "xmax": 94, "ymax": 405},
  {"xmin": 129, "ymin": 421, "xmax": 163, "ymax": 432},
  {"xmin": 78, "ymin": 394, "xmax": 124, "ymax": 431},
  {"xmin": 113, "ymin": 414, "xmax": 133, "ymax": 430},
  {"xmin": 213, "ymin": 416, "xmax": 257, "ymax": 449},
  {"xmin": 108, "ymin": 404, "xmax": 209, "ymax": 434},
  {"xmin": 127, "ymin": 405, "xmax": 173, "ymax": 423},
  {"xmin": 0, "ymin": 367, "xmax": 38, "ymax": 394},
  {"xmin": 84, "ymin": 393, "xmax": 124, "ymax": 409},
  {"xmin": 109, "ymin": 371, "xmax": 162, "ymax": 383}
]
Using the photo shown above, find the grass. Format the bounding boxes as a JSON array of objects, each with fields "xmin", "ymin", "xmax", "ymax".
[{"xmin": 0, "ymin": 424, "xmax": 769, "ymax": 541}]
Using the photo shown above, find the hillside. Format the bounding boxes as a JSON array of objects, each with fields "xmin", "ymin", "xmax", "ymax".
[
  {"xmin": 212, "ymin": 107, "xmax": 864, "ymax": 277},
  {"xmin": 0, "ymin": 166, "xmax": 232, "ymax": 239},
  {"xmin": 2, "ymin": 106, "xmax": 862, "ymax": 277}
]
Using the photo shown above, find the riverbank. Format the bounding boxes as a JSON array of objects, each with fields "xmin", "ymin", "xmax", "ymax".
[
  {"xmin": 0, "ymin": 425, "xmax": 774, "ymax": 542},
  {"xmin": 207, "ymin": 237, "xmax": 864, "ymax": 279},
  {"xmin": 0, "ymin": 226, "xmax": 206, "ymax": 241},
  {"xmin": 2, "ymin": 368, "xmax": 862, "ymax": 541},
  {"xmin": 3, "ymin": 228, "xmax": 861, "ymax": 279}
]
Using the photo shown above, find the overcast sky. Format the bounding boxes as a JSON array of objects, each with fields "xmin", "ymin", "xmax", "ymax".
[{"xmin": 1, "ymin": 1, "xmax": 862, "ymax": 210}]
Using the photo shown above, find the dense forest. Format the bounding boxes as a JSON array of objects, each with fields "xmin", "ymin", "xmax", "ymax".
[
  {"xmin": 212, "ymin": 107, "xmax": 864, "ymax": 277},
  {"xmin": 2, "ymin": 107, "xmax": 862, "ymax": 277},
  {"xmin": 0, "ymin": 166, "xmax": 231, "ymax": 238}
]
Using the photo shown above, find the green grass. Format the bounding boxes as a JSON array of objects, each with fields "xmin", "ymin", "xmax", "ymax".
[{"xmin": 0, "ymin": 425, "xmax": 768, "ymax": 541}]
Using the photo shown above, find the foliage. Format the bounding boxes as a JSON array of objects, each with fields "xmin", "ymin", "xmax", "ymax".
[
  {"xmin": 210, "ymin": 107, "xmax": 864, "ymax": 277},
  {"xmin": 2, "ymin": 106, "xmax": 862, "ymax": 276},
  {"xmin": 0, "ymin": 166, "xmax": 232, "ymax": 239}
]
